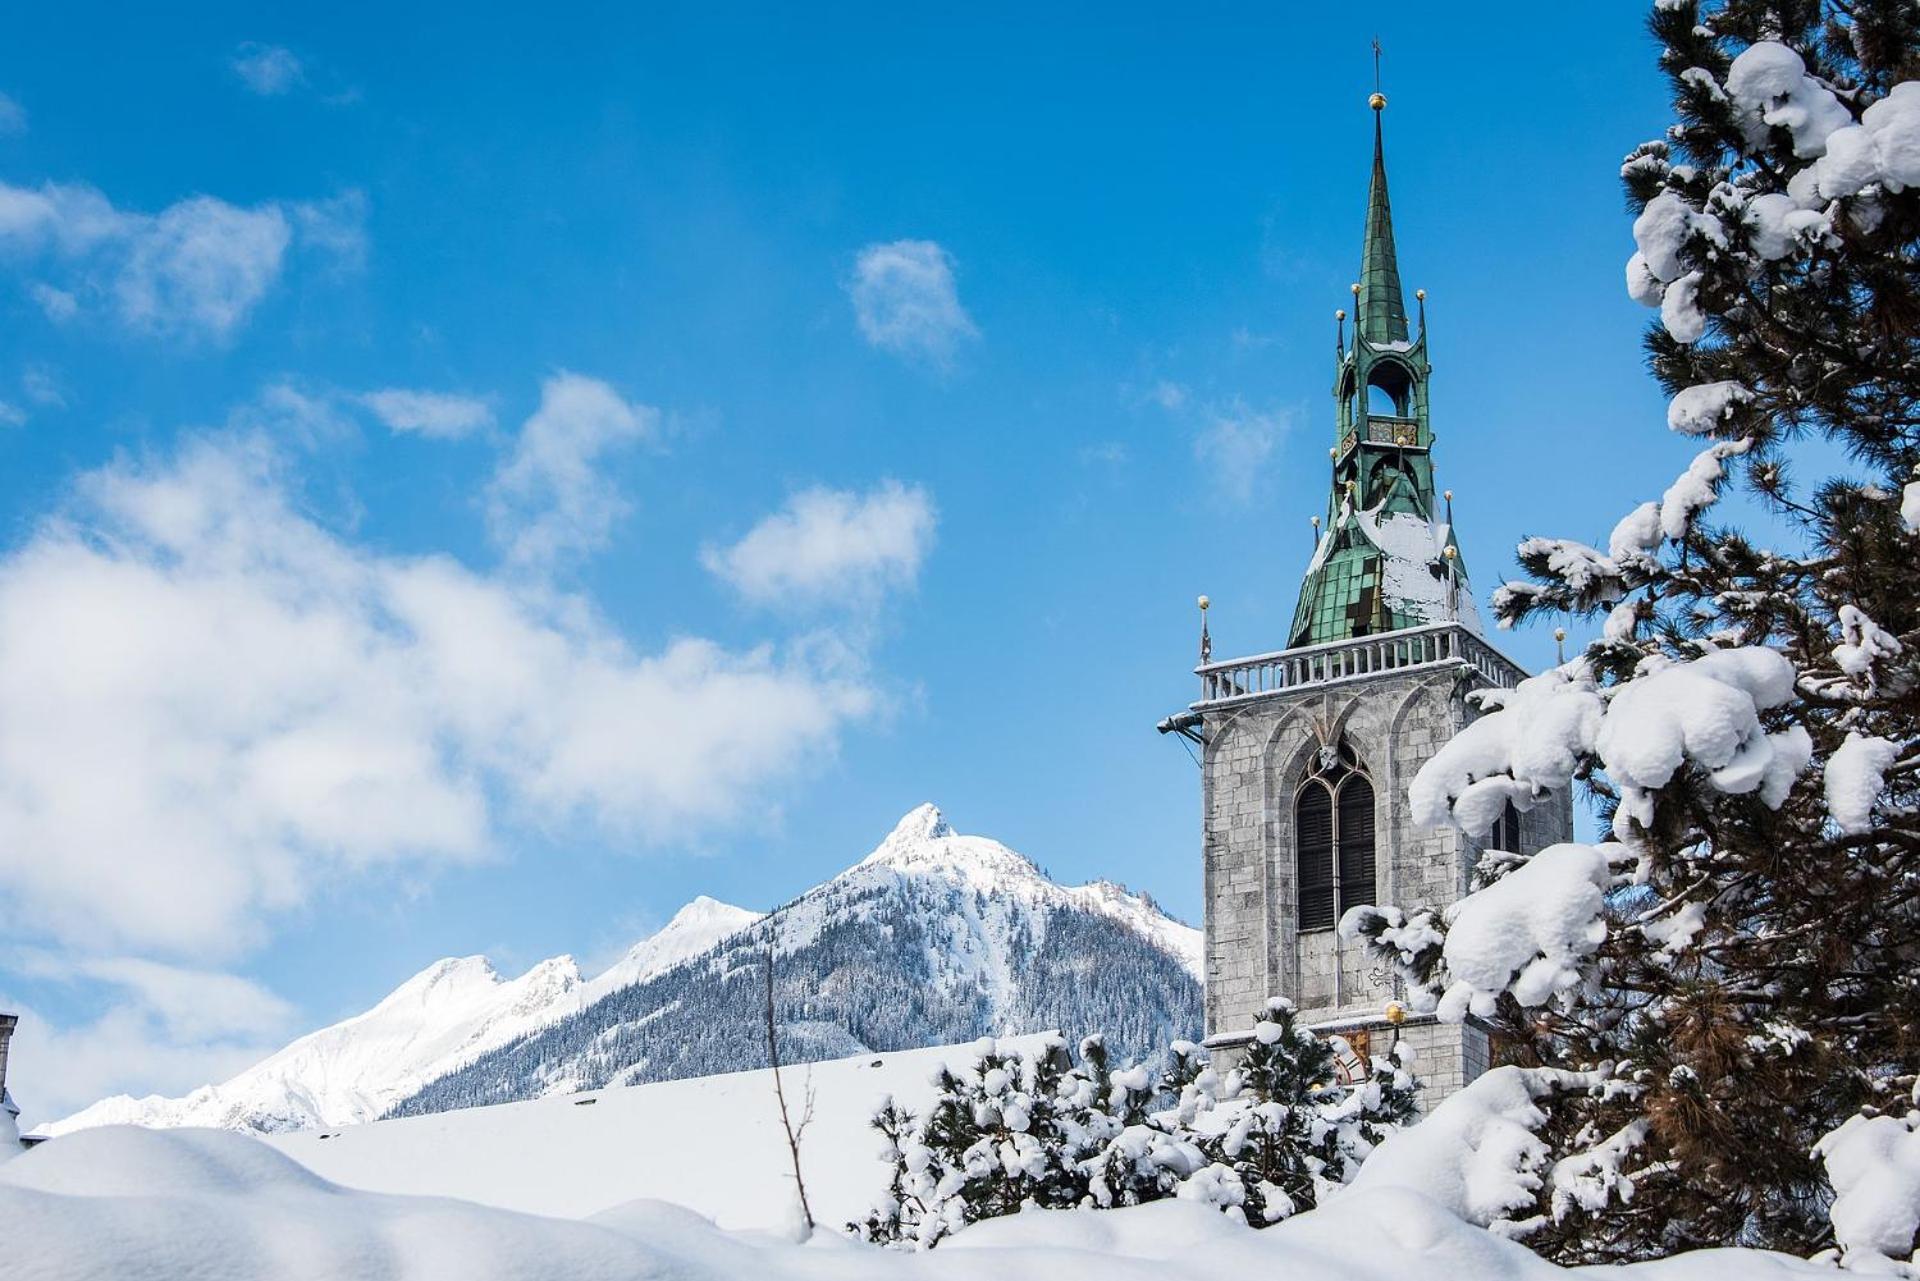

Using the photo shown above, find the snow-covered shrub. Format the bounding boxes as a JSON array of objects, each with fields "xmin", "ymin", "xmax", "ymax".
[
  {"xmin": 1347, "ymin": 2, "xmax": 1920, "ymax": 1264},
  {"xmin": 852, "ymin": 1007, "xmax": 1415, "ymax": 1248}
]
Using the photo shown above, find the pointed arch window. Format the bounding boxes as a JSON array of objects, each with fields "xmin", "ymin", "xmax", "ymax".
[{"xmin": 1294, "ymin": 740, "xmax": 1377, "ymax": 932}]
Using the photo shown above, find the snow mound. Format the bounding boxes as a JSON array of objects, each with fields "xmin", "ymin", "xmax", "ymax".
[{"xmin": 0, "ymin": 1112, "xmax": 1839, "ymax": 1281}]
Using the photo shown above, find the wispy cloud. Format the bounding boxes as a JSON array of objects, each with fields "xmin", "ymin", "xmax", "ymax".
[
  {"xmin": 0, "ymin": 92, "xmax": 25, "ymax": 136},
  {"xmin": 848, "ymin": 239, "xmax": 979, "ymax": 370},
  {"xmin": 486, "ymin": 372, "xmax": 656, "ymax": 571},
  {"xmin": 1194, "ymin": 401, "xmax": 1292, "ymax": 504},
  {"xmin": 361, "ymin": 388, "xmax": 494, "ymax": 440},
  {"xmin": 0, "ymin": 180, "xmax": 366, "ymax": 343},
  {"xmin": 22, "ymin": 365, "xmax": 66, "ymax": 409},
  {"xmin": 231, "ymin": 43, "xmax": 305, "ymax": 97},
  {"xmin": 702, "ymin": 481, "xmax": 936, "ymax": 611}
]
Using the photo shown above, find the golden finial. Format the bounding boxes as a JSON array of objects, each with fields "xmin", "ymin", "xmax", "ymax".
[
  {"xmin": 1443, "ymin": 544, "xmax": 1457, "ymax": 560},
  {"xmin": 1335, "ymin": 309, "xmax": 1346, "ymax": 321},
  {"xmin": 1350, "ymin": 282, "xmax": 1361, "ymax": 296},
  {"xmin": 1384, "ymin": 1000, "xmax": 1406, "ymax": 1025},
  {"xmin": 1443, "ymin": 489, "xmax": 1453, "ymax": 501},
  {"xmin": 1555, "ymin": 626, "xmax": 1568, "ymax": 663},
  {"xmin": 1415, "ymin": 288, "xmax": 1427, "ymax": 301},
  {"xmin": 1369, "ymin": 92, "xmax": 1386, "ymax": 111},
  {"xmin": 1370, "ymin": 38, "xmax": 1386, "ymax": 112},
  {"xmin": 1328, "ymin": 445, "xmax": 1338, "ymax": 460},
  {"xmin": 1198, "ymin": 595, "xmax": 1210, "ymax": 611}
]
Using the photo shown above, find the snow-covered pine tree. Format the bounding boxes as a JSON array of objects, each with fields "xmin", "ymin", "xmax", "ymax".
[
  {"xmin": 1345, "ymin": 1, "xmax": 1920, "ymax": 1266},
  {"xmin": 853, "ymin": 1020, "xmax": 1413, "ymax": 1247},
  {"xmin": 1211, "ymin": 998, "xmax": 1417, "ymax": 1225}
]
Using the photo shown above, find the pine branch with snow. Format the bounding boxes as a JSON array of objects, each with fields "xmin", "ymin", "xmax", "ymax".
[{"xmin": 1349, "ymin": 1, "xmax": 1920, "ymax": 1266}]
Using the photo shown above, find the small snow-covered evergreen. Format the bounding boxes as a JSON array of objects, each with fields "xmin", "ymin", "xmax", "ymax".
[
  {"xmin": 1346, "ymin": 1, "xmax": 1920, "ymax": 1267},
  {"xmin": 854, "ymin": 1001, "xmax": 1415, "ymax": 1248}
]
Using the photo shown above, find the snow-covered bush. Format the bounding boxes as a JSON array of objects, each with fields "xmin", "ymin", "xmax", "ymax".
[
  {"xmin": 853, "ymin": 1005, "xmax": 1415, "ymax": 1248},
  {"xmin": 1347, "ymin": 1, "xmax": 1920, "ymax": 1264}
]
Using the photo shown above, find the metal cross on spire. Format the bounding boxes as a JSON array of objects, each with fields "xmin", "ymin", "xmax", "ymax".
[{"xmin": 1372, "ymin": 37, "xmax": 1382, "ymax": 95}]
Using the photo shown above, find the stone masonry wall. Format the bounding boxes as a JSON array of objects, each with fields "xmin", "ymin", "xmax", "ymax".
[{"xmin": 1198, "ymin": 658, "xmax": 1572, "ymax": 1111}]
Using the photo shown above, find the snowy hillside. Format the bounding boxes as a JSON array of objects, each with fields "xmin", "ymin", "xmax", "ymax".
[
  {"xmin": 392, "ymin": 805, "xmax": 1202, "ymax": 1116},
  {"xmin": 270, "ymin": 1036, "xmax": 1057, "ymax": 1227},
  {"xmin": 46, "ymin": 896, "xmax": 761, "ymax": 1136},
  {"xmin": 48, "ymin": 806, "xmax": 1198, "ymax": 1135}
]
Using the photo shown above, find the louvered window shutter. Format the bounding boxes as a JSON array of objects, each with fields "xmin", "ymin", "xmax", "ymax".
[
  {"xmin": 1337, "ymin": 776, "xmax": 1377, "ymax": 915},
  {"xmin": 1296, "ymin": 783, "xmax": 1336, "ymax": 931}
]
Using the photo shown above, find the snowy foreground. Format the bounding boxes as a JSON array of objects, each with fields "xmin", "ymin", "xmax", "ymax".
[
  {"xmin": 0, "ymin": 1039, "xmax": 1837, "ymax": 1280},
  {"xmin": 0, "ymin": 1125, "xmax": 1824, "ymax": 1281}
]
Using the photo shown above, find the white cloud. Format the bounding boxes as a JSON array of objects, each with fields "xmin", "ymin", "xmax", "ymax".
[
  {"xmin": 1150, "ymin": 380, "xmax": 1189, "ymax": 411},
  {"xmin": 0, "ymin": 402, "xmax": 23, "ymax": 427},
  {"xmin": 116, "ymin": 196, "xmax": 291, "ymax": 338},
  {"xmin": 30, "ymin": 283, "xmax": 78, "ymax": 321},
  {"xmin": 292, "ymin": 190, "xmax": 369, "ymax": 273},
  {"xmin": 0, "ymin": 179, "xmax": 363, "ymax": 342},
  {"xmin": 486, "ymin": 372, "xmax": 656, "ymax": 570},
  {"xmin": 231, "ymin": 43, "xmax": 305, "ymax": 97},
  {"xmin": 0, "ymin": 430, "xmax": 877, "ymax": 959},
  {"xmin": 1194, "ymin": 401, "xmax": 1290, "ymax": 504},
  {"xmin": 14, "ymin": 953, "xmax": 295, "ymax": 1043},
  {"xmin": 702, "ymin": 482, "xmax": 936, "ymax": 611},
  {"xmin": 21, "ymin": 365, "xmax": 65, "ymax": 408},
  {"xmin": 361, "ymin": 388, "xmax": 495, "ymax": 440},
  {"xmin": 848, "ymin": 239, "xmax": 979, "ymax": 368},
  {"xmin": 0, "ymin": 92, "xmax": 25, "ymax": 136},
  {"xmin": 0, "ymin": 995, "xmax": 280, "ymax": 1129}
]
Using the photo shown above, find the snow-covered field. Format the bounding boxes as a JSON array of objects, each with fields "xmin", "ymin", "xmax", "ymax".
[
  {"xmin": 266, "ymin": 1036, "xmax": 1055, "ymax": 1228},
  {"xmin": 0, "ymin": 1120, "xmax": 1826, "ymax": 1281},
  {"xmin": 0, "ymin": 1036, "xmax": 1846, "ymax": 1279}
]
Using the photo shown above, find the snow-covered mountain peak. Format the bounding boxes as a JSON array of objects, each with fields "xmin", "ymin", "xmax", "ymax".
[
  {"xmin": 588, "ymin": 896, "xmax": 761, "ymax": 1000},
  {"xmin": 866, "ymin": 801, "xmax": 955, "ymax": 854},
  {"xmin": 860, "ymin": 804, "xmax": 1033, "ymax": 875}
]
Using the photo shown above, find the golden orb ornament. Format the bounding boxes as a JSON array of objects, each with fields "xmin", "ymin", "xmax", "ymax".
[
  {"xmin": 1198, "ymin": 594, "xmax": 1210, "ymax": 611},
  {"xmin": 1335, "ymin": 308, "xmax": 1346, "ymax": 321},
  {"xmin": 1369, "ymin": 91, "xmax": 1387, "ymax": 111},
  {"xmin": 1350, "ymin": 282, "xmax": 1361, "ymax": 296},
  {"xmin": 1554, "ymin": 626, "xmax": 1568, "ymax": 642},
  {"xmin": 1443, "ymin": 544, "xmax": 1457, "ymax": 560},
  {"xmin": 1384, "ymin": 1001, "xmax": 1406, "ymax": 1025},
  {"xmin": 1443, "ymin": 489, "xmax": 1453, "ymax": 501},
  {"xmin": 1415, "ymin": 288, "xmax": 1427, "ymax": 301}
]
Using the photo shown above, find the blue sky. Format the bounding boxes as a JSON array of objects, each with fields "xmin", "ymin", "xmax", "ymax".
[{"xmin": 0, "ymin": 3, "xmax": 1684, "ymax": 1122}]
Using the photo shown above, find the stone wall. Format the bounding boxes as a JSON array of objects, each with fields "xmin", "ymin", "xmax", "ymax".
[{"xmin": 1197, "ymin": 657, "xmax": 1571, "ymax": 1110}]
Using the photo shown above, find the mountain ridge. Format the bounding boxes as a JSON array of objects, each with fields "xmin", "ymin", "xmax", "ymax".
[{"xmin": 50, "ymin": 805, "xmax": 1200, "ymax": 1135}]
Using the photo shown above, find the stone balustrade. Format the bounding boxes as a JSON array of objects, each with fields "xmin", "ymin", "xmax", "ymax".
[{"xmin": 1194, "ymin": 622, "xmax": 1522, "ymax": 708}]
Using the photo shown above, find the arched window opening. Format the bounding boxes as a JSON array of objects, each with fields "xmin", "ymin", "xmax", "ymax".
[
  {"xmin": 1293, "ymin": 739, "xmax": 1377, "ymax": 932},
  {"xmin": 1365, "ymin": 361, "xmax": 1412, "ymax": 417}
]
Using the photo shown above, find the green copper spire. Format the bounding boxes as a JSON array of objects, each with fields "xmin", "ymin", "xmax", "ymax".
[
  {"xmin": 1285, "ymin": 89, "xmax": 1477, "ymax": 650},
  {"xmin": 1358, "ymin": 101, "xmax": 1409, "ymax": 345}
]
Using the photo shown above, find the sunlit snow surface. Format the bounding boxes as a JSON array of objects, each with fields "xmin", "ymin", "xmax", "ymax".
[{"xmin": 1, "ymin": 1075, "xmax": 1831, "ymax": 1281}]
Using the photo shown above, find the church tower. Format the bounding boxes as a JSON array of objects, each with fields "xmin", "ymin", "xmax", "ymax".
[{"xmin": 1175, "ymin": 91, "xmax": 1572, "ymax": 1111}]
